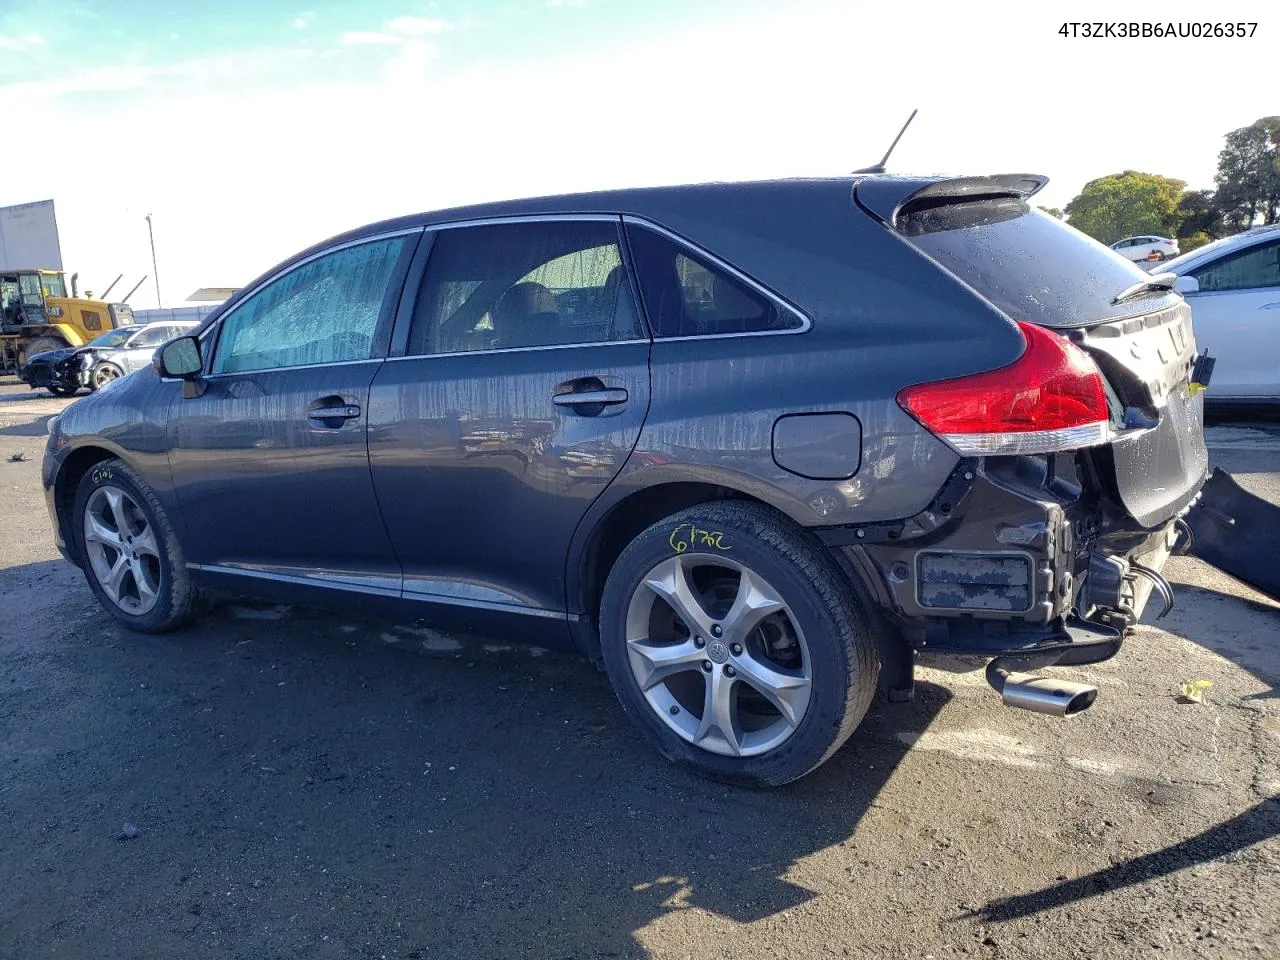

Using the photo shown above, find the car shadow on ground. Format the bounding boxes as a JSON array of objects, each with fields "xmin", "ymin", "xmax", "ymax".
[
  {"xmin": 1155, "ymin": 580, "xmax": 1280, "ymax": 701},
  {"xmin": 0, "ymin": 413, "xmax": 56, "ymax": 439},
  {"xmin": 976, "ymin": 798, "xmax": 1280, "ymax": 923},
  {"xmin": 0, "ymin": 561, "xmax": 950, "ymax": 959}
]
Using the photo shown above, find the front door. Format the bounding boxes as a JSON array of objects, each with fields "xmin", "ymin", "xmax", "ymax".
[
  {"xmin": 167, "ymin": 232, "xmax": 420, "ymax": 594},
  {"xmin": 1186, "ymin": 237, "xmax": 1280, "ymax": 397},
  {"xmin": 368, "ymin": 218, "xmax": 651, "ymax": 622}
]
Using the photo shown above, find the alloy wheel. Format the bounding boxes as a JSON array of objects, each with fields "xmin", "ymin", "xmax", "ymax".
[
  {"xmin": 83, "ymin": 485, "xmax": 162, "ymax": 615},
  {"xmin": 92, "ymin": 364, "xmax": 121, "ymax": 389},
  {"xmin": 624, "ymin": 554, "xmax": 812, "ymax": 757}
]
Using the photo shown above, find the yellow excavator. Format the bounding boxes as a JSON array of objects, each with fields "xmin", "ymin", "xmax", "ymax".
[{"xmin": 0, "ymin": 268, "xmax": 135, "ymax": 371}]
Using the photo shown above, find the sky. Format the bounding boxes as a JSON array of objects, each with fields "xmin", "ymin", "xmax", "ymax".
[{"xmin": 0, "ymin": 0, "xmax": 1274, "ymax": 307}]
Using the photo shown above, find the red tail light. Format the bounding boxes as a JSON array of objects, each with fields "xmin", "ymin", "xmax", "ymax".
[{"xmin": 897, "ymin": 321, "xmax": 1111, "ymax": 455}]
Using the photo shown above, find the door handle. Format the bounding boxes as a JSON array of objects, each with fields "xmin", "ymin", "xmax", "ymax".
[
  {"xmin": 552, "ymin": 388, "xmax": 629, "ymax": 407},
  {"xmin": 1260, "ymin": 302, "xmax": 1280, "ymax": 310},
  {"xmin": 308, "ymin": 403, "xmax": 362, "ymax": 422}
]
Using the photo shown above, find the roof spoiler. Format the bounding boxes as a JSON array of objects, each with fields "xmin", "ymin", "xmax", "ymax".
[{"xmin": 854, "ymin": 174, "xmax": 1049, "ymax": 228}]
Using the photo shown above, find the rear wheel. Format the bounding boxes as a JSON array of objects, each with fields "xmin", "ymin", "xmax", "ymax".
[
  {"xmin": 91, "ymin": 362, "xmax": 124, "ymax": 389},
  {"xmin": 599, "ymin": 501, "xmax": 880, "ymax": 786},
  {"xmin": 72, "ymin": 457, "xmax": 203, "ymax": 632}
]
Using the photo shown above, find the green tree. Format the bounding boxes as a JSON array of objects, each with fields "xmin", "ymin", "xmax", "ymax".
[
  {"xmin": 1037, "ymin": 206, "xmax": 1063, "ymax": 219},
  {"xmin": 1214, "ymin": 116, "xmax": 1280, "ymax": 228},
  {"xmin": 1175, "ymin": 189, "xmax": 1224, "ymax": 240},
  {"xmin": 1064, "ymin": 171, "xmax": 1186, "ymax": 244}
]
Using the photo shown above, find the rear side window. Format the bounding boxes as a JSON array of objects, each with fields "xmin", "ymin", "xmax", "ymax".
[
  {"xmin": 408, "ymin": 221, "xmax": 643, "ymax": 355},
  {"xmin": 625, "ymin": 225, "xmax": 803, "ymax": 338},
  {"xmin": 1190, "ymin": 239, "xmax": 1280, "ymax": 292},
  {"xmin": 899, "ymin": 201, "xmax": 1163, "ymax": 327}
]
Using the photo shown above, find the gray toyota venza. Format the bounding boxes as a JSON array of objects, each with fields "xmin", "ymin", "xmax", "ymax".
[{"xmin": 43, "ymin": 175, "xmax": 1209, "ymax": 785}]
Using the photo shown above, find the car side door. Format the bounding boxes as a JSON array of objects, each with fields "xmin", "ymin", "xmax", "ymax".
[
  {"xmin": 118, "ymin": 325, "xmax": 174, "ymax": 374},
  {"xmin": 1185, "ymin": 237, "xmax": 1280, "ymax": 397},
  {"xmin": 165, "ymin": 230, "xmax": 421, "ymax": 597},
  {"xmin": 367, "ymin": 217, "xmax": 651, "ymax": 638}
]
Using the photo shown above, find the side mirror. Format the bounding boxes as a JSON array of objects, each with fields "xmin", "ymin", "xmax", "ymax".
[
  {"xmin": 155, "ymin": 336, "xmax": 206, "ymax": 397},
  {"xmin": 1174, "ymin": 275, "xmax": 1199, "ymax": 295},
  {"xmin": 155, "ymin": 336, "xmax": 202, "ymax": 378}
]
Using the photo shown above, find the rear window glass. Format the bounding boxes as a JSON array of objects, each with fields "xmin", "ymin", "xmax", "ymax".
[{"xmin": 899, "ymin": 201, "xmax": 1172, "ymax": 327}]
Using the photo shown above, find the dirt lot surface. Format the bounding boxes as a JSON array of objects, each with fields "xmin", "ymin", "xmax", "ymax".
[{"xmin": 1, "ymin": 379, "xmax": 1277, "ymax": 960}]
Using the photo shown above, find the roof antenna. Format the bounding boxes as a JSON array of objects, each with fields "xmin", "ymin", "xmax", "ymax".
[{"xmin": 853, "ymin": 109, "xmax": 918, "ymax": 174}]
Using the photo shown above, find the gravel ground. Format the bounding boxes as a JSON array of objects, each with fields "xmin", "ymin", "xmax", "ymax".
[{"xmin": 1, "ymin": 380, "xmax": 1277, "ymax": 960}]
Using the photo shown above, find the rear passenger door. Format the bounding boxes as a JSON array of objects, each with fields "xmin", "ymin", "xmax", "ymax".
[{"xmin": 367, "ymin": 217, "xmax": 651, "ymax": 623}]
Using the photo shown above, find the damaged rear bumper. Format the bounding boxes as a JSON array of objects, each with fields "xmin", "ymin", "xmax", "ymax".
[{"xmin": 819, "ymin": 452, "xmax": 1192, "ymax": 666}]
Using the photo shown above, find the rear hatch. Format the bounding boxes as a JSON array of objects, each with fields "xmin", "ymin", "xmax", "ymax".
[{"xmin": 855, "ymin": 174, "xmax": 1208, "ymax": 528}]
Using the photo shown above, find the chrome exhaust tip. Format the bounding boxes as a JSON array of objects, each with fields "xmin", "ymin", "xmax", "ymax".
[{"xmin": 985, "ymin": 661, "xmax": 1098, "ymax": 717}]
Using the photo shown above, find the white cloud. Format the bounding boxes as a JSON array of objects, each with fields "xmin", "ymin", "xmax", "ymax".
[
  {"xmin": 341, "ymin": 30, "xmax": 400, "ymax": 46},
  {"xmin": 342, "ymin": 16, "xmax": 451, "ymax": 46},
  {"xmin": 0, "ymin": 32, "xmax": 45, "ymax": 51},
  {"xmin": 385, "ymin": 16, "xmax": 450, "ymax": 36},
  {"xmin": 292, "ymin": 10, "xmax": 315, "ymax": 29},
  {"xmin": 382, "ymin": 40, "xmax": 438, "ymax": 86}
]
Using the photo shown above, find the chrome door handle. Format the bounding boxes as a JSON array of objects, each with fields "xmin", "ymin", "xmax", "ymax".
[
  {"xmin": 552, "ymin": 389, "xmax": 629, "ymax": 407},
  {"xmin": 308, "ymin": 404, "xmax": 361, "ymax": 421}
]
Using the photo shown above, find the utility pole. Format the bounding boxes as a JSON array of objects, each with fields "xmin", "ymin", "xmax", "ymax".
[{"xmin": 145, "ymin": 213, "xmax": 162, "ymax": 308}]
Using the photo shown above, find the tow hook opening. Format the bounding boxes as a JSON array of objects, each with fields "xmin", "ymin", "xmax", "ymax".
[{"xmin": 985, "ymin": 659, "xmax": 1098, "ymax": 717}]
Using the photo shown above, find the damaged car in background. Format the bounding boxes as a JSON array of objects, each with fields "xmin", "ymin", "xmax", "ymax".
[
  {"xmin": 43, "ymin": 174, "xmax": 1218, "ymax": 785},
  {"xmin": 20, "ymin": 320, "xmax": 199, "ymax": 395}
]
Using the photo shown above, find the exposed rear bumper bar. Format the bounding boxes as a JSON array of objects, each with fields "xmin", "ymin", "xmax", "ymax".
[{"xmin": 920, "ymin": 614, "xmax": 1124, "ymax": 668}]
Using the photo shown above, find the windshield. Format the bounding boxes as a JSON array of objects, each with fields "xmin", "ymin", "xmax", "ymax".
[{"xmin": 87, "ymin": 328, "xmax": 138, "ymax": 348}]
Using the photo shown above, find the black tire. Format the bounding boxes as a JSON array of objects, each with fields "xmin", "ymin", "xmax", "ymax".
[
  {"xmin": 71, "ymin": 457, "xmax": 203, "ymax": 633},
  {"xmin": 18, "ymin": 338, "xmax": 63, "ymax": 370},
  {"xmin": 599, "ymin": 501, "xmax": 880, "ymax": 787},
  {"xmin": 47, "ymin": 384, "xmax": 78, "ymax": 397},
  {"xmin": 91, "ymin": 362, "xmax": 124, "ymax": 389}
]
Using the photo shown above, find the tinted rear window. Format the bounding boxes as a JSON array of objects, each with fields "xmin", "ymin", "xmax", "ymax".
[{"xmin": 899, "ymin": 200, "xmax": 1171, "ymax": 327}]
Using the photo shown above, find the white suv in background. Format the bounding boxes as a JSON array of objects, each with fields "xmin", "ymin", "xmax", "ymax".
[
  {"xmin": 1165, "ymin": 225, "xmax": 1280, "ymax": 402},
  {"xmin": 1111, "ymin": 235, "xmax": 1179, "ymax": 263}
]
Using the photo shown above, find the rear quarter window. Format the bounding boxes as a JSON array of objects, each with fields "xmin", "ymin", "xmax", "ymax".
[
  {"xmin": 899, "ymin": 201, "xmax": 1173, "ymax": 327},
  {"xmin": 625, "ymin": 224, "xmax": 805, "ymax": 338}
]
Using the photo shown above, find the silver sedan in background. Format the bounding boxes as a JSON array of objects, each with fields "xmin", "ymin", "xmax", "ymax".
[{"xmin": 81, "ymin": 320, "xmax": 200, "ymax": 389}]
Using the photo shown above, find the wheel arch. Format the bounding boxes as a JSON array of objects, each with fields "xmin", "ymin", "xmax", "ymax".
[
  {"xmin": 54, "ymin": 445, "xmax": 120, "ymax": 565},
  {"xmin": 568, "ymin": 479, "xmax": 787, "ymax": 659}
]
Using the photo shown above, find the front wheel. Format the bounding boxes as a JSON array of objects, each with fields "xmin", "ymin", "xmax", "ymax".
[
  {"xmin": 599, "ymin": 501, "xmax": 880, "ymax": 786},
  {"xmin": 47, "ymin": 384, "xmax": 79, "ymax": 397},
  {"xmin": 90, "ymin": 362, "xmax": 124, "ymax": 390},
  {"xmin": 72, "ymin": 457, "xmax": 203, "ymax": 632}
]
